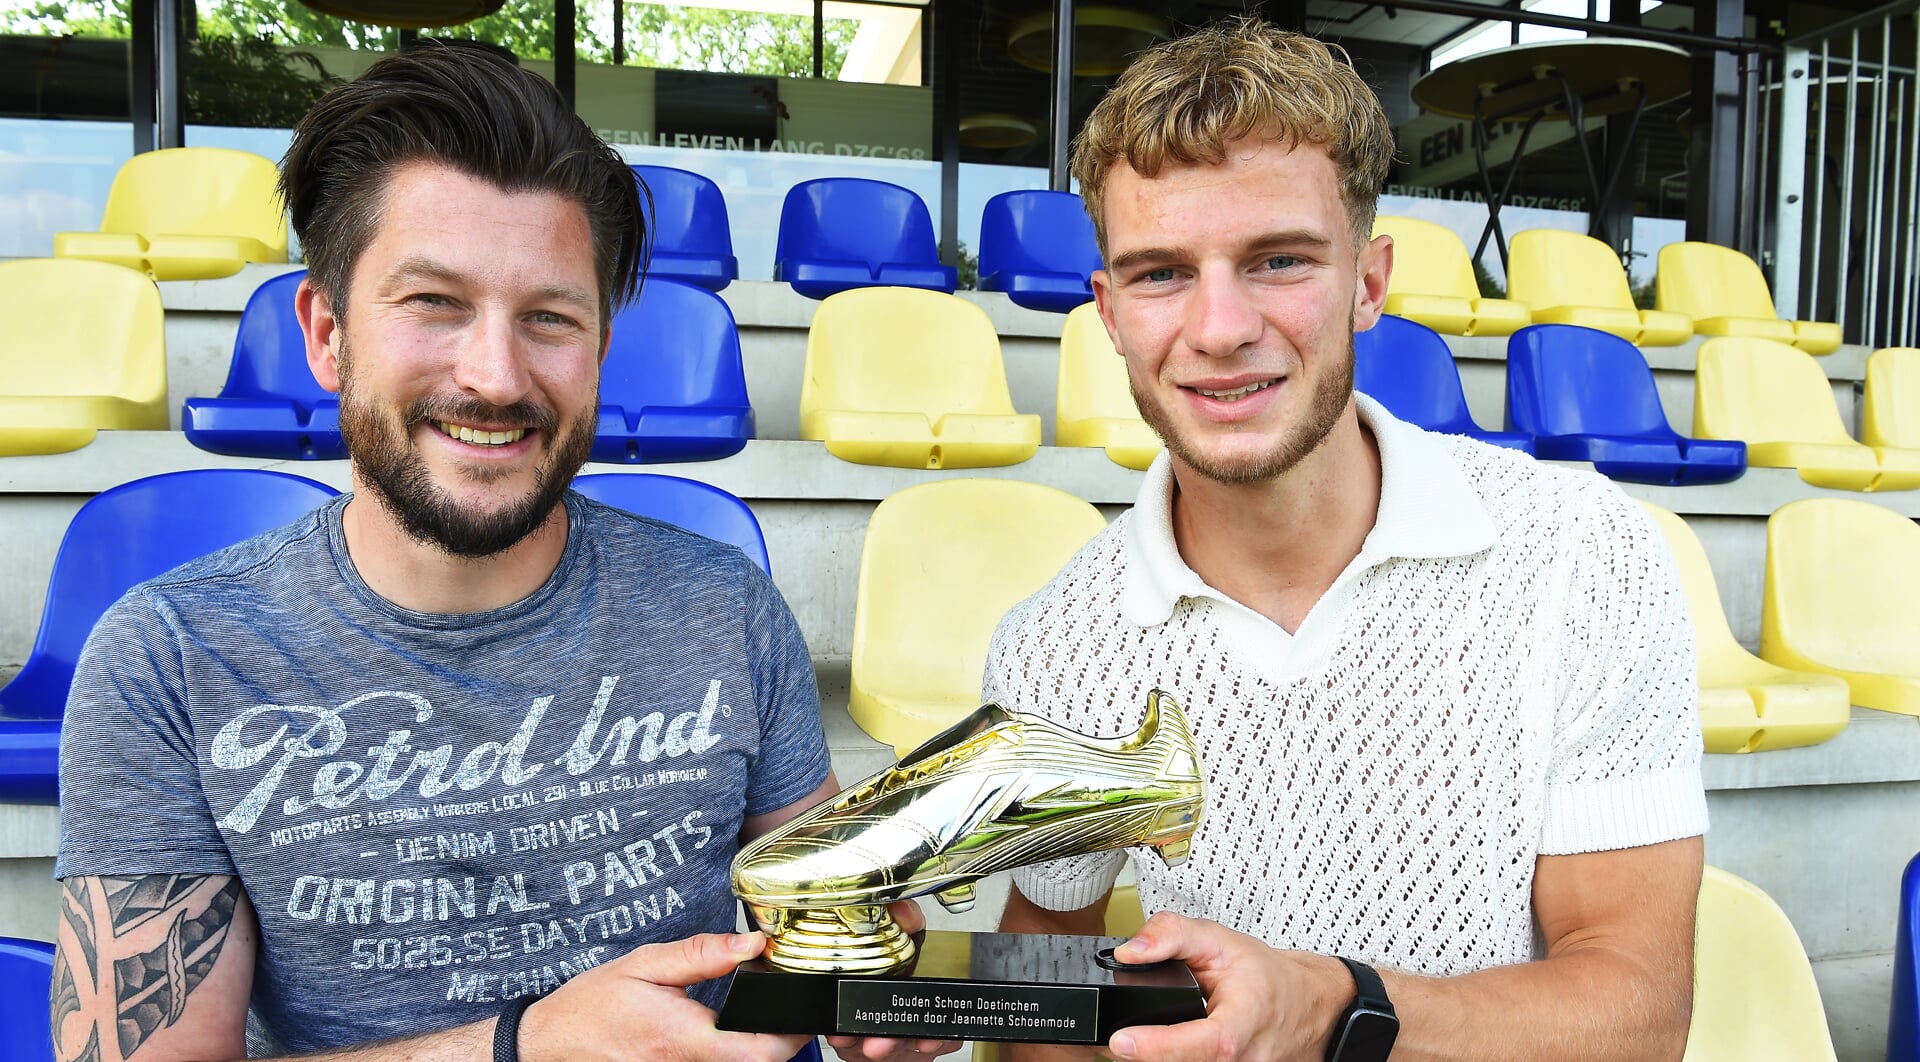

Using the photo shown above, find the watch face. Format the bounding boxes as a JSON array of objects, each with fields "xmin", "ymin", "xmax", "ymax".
[{"xmin": 1334, "ymin": 1008, "xmax": 1400, "ymax": 1061}]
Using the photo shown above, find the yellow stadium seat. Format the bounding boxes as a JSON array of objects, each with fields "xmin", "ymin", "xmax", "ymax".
[
  {"xmin": 0, "ymin": 259, "xmax": 169, "ymax": 455},
  {"xmin": 1508, "ymin": 230, "xmax": 1693, "ymax": 346},
  {"xmin": 1104, "ymin": 883, "xmax": 1146, "ymax": 937},
  {"xmin": 800, "ymin": 288, "xmax": 1042, "ymax": 469},
  {"xmin": 1373, "ymin": 216, "xmax": 1530, "ymax": 336},
  {"xmin": 851, "ymin": 480, "xmax": 1106, "ymax": 752},
  {"xmin": 1656, "ymin": 242, "xmax": 1843, "ymax": 355},
  {"xmin": 1683, "ymin": 866, "xmax": 1837, "ymax": 1062},
  {"xmin": 54, "ymin": 147, "xmax": 287, "ymax": 281},
  {"xmin": 1056, "ymin": 303, "xmax": 1162, "ymax": 471},
  {"xmin": 1761, "ymin": 498, "xmax": 1920, "ymax": 718},
  {"xmin": 1639, "ymin": 502, "xmax": 1849, "ymax": 753},
  {"xmin": 1693, "ymin": 337, "xmax": 1920, "ymax": 491},
  {"xmin": 1861, "ymin": 347, "xmax": 1920, "ymax": 449}
]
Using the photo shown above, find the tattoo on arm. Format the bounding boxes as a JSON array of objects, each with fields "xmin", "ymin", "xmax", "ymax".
[{"xmin": 53, "ymin": 875, "xmax": 243, "ymax": 1062}]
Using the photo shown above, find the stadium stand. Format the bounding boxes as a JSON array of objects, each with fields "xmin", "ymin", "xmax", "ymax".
[
  {"xmin": 1863, "ymin": 347, "xmax": 1920, "ymax": 450},
  {"xmin": 1895, "ymin": 852, "xmax": 1919, "ymax": 1062},
  {"xmin": 1353, "ymin": 314, "xmax": 1534, "ymax": 453},
  {"xmin": 1506, "ymin": 324, "xmax": 1744, "ymax": 485},
  {"xmin": 571, "ymin": 472, "xmax": 770, "ymax": 573},
  {"xmin": 799, "ymin": 287, "xmax": 1039, "ymax": 469},
  {"xmin": 1657, "ymin": 242, "xmax": 1843, "ymax": 355},
  {"xmin": 1683, "ymin": 866, "xmax": 1839, "ymax": 1061},
  {"xmin": 629, "ymin": 165, "xmax": 738, "ymax": 291},
  {"xmin": 0, "ymin": 469, "xmax": 338, "ymax": 804},
  {"xmin": 0, "ymin": 257, "xmax": 169, "ymax": 456},
  {"xmin": 976, "ymin": 189, "xmax": 1101, "ymax": 313},
  {"xmin": 1506, "ymin": 229, "xmax": 1693, "ymax": 346},
  {"xmin": 849, "ymin": 479, "xmax": 1106, "ymax": 753},
  {"xmin": 1372, "ymin": 216, "xmax": 1529, "ymax": 337},
  {"xmin": 594, "ymin": 276, "xmax": 754, "ymax": 463},
  {"xmin": 1639, "ymin": 502, "xmax": 1849, "ymax": 752},
  {"xmin": 1762, "ymin": 498, "xmax": 1920, "ymax": 718},
  {"xmin": 1054, "ymin": 302, "xmax": 1162, "ymax": 470},
  {"xmin": 774, "ymin": 177, "xmax": 956, "ymax": 299},
  {"xmin": 182, "ymin": 269, "xmax": 345, "ymax": 460},
  {"xmin": 0, "ymin": 936, "xmax": 54, "ymax": 1062},
  {"xmin": 1694, "ymin": 337, "xmax": 1920, "ymax": 491},
  {"xmin": 52, "ymin": 147, "xmax": 287, "ymax": 281}
]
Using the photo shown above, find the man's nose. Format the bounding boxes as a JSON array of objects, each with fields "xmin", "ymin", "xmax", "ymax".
[
  {"xmin": 452, "ymin": 312, "xmax": 532, "ymax": 407},
  {"xmin": 1183, "ymin": 269, "xmax": 1263, "ymax": 359}
]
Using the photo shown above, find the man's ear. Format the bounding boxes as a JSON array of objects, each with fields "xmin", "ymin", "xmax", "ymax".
[
  {"xmin": 296, "ymin": 276, "xmax": 344, "ymax": 394},
  {"xmin": 1353, "ymin": 232, "xmax": 1393, "ymax": 333},
  {"xmin": 1091, "ymin": 269, "xmax": 1124, "ymax": 360}
]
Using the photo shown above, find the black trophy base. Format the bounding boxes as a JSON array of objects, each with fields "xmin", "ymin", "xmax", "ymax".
[{"xmin": 716, "ymin": 930, "xmax": 1204, "ymax": 1046}]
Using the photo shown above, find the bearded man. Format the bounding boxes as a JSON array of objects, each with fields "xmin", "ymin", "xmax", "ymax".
[{"xmin": 52, "ymin": 42, "xmax": 852, "ymax": 1062}]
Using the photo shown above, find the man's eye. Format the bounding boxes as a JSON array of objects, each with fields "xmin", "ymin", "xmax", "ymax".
[
  {"xmin": 1143, "ymin": 267, "xmax": 1176, "ymax": 283},
  {"xmin": 1265, "ymin": 255, "xmax": 1299, "ymax": 271},
  {"xmin": 408, "ymin": 293, "xmax": 452, "ymax": 307}
]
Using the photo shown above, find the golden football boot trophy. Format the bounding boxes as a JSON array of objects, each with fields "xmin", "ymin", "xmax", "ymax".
[{"xmin": 733, "ymin": 688, "xmax": 1205, "ymax": 974}]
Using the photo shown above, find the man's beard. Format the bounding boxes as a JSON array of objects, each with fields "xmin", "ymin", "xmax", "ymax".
[
  {"xmin": 336, "ymin": 340, "xmax": 596, "ymax": 558},
  {"xmin": 1130, "ymin": 330, "xmax": 1355, "ymax": 486}
]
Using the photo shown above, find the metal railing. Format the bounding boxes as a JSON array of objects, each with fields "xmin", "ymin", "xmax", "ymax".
[{"xmin": 1771, "ymin": 1, "xmax": 1920, "ymax": 348}]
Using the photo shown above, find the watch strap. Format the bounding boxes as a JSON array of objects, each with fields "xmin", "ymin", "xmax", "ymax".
[
  {"xmin": 1326, "ymin": 957, "xmax": 1398, "ymax": 1062},
  {"xmin": 1337, "ymin": 956, "xmax": 1393, "ymax": 1014},
  {"xmin": 494, "ymin": 994, "xmax": 538, "ymax": 1062}
]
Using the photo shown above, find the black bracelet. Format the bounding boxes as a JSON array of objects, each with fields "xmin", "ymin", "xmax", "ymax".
[{"xmin": 493, "ymin": 994, "xmax": 539, "ymax": 1062}]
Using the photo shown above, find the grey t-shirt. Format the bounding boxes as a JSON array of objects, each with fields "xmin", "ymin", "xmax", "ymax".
[{"xmin": 56, "ymin": 492, "xmax": 830, "ymax": 1052}]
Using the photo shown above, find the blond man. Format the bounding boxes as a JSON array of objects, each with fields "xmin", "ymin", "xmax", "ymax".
[{"xmin": 990, "ymin": 20, "xmax": 1706, "ymax": 1062}]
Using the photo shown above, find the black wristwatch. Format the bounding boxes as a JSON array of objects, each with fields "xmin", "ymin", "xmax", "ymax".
[{"xmin": 1325, "ymin": 956, "xmax": 1399, "ymax": 1062}]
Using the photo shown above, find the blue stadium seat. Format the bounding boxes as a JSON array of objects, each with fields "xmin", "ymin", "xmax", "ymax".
[
  {"xmin": 594, "ymin": 278, "xmax": 753, "ymax": 464},
  {"xmin": 182, "ymin": 270, "xmax": 346, "ymax": 459},
  {"xmin": 1507, "ymin": 323, "xmax": 1746, "ymax": 485},
  {"xmin": 1353, "ymin": 314, "xmax": 1534, "ymax": 454},
  {"xmin": 0, "ymin": 469, "xmax": 339, "ymax": 804},
  {"xmin": 0, "ymin": 937, "xmax": 54, "ymax": 1062},
  {"xmin": 1894, "ymin": 852, "xmax": 1920, "ymax": 1062},
  {"xmin": 977, "ymin": 190, "xmax": 1100, "ymax": 313},
  {"xmin": 631, "ymin": 165, "xmax": 738, "ymax": 291},
  {"xmin": 774, "ymin": 178, "xmax": 956, "ymax": 300},
  {"xmin": 572, "ymin": 473, "xmax": 770, "ymax": 573}
]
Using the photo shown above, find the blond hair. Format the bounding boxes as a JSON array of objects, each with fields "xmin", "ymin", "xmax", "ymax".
[{"xmin": 1072, "ymin": 19, "xmax": 1395, "ymax": 257}]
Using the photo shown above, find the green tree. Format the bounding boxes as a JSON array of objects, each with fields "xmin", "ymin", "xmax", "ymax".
[
  {"xmin": 1472, "ymin": 255, "xmax": 1506, "ymax": 300},
  {"xmin": 624, "ymin": 3, "xmax": 856, "ymax": 77},
  {"xmin": 187, "ymin": 32, "xmax": 342, "ymax": 126},
  {"xmin": 1, "ymin": 0, "xmax": 128, "ymax": 36},
  {"xmin": 198, "ymin": 0, "xmax": 395, "ymax": 50},
  {"xmin": 5, "ymin": 0, "xmax": 863, "ymax": 75}
]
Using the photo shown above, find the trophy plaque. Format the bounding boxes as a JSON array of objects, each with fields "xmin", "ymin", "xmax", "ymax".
[{"xmin": 717, "ymin": 690, "xmax": 1208, "ymax": 1045}]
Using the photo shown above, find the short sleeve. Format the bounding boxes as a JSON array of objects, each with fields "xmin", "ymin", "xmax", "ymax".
[
  {"xmin": 741, "ymin": 564, "xmax": 831, "ymax": 817},
  {"xmin": 1539, "ymin": 489, "xmax": 1708, "ymax": 855},
  {"xmin": 985, "ymin": 616, "xmax": 1128, "ymax": 912},
  {"xmin": 56, "ymin": 591, "xmax": 236, "ymax": 879}
]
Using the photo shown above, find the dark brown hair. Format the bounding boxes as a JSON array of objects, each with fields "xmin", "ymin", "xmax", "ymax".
[{"xmin": 280, "ymin": 40, "xmax": 647, "ymax": 326}]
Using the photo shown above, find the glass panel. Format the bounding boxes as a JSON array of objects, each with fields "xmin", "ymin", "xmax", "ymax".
[
  {"xmin": 826, "ymin": 0, "xmax": 925, "ymax": 87},
  {"xmin": 580, "ymin": 0, "xmax": 938, "ymax": 280},
  {"xmin": 1, "ymin": 2, "xmax": 137, "ymax": 257}
]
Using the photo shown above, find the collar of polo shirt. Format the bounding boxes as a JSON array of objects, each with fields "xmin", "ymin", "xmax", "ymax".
[{"xmin": 1120, "ymin": 393, "xmax": 1499, "ymax": 628}]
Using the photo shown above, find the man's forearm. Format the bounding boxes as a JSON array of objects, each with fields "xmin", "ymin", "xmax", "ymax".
[{"xmin": 1378, "ymin": 945, "xmax": 1690, "ymax": 1062}]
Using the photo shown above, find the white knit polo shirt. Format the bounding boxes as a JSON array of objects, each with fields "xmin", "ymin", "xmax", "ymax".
[{"xmin": 987, "ymin": 396, "xmax": 1707, "ymax": 976}]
